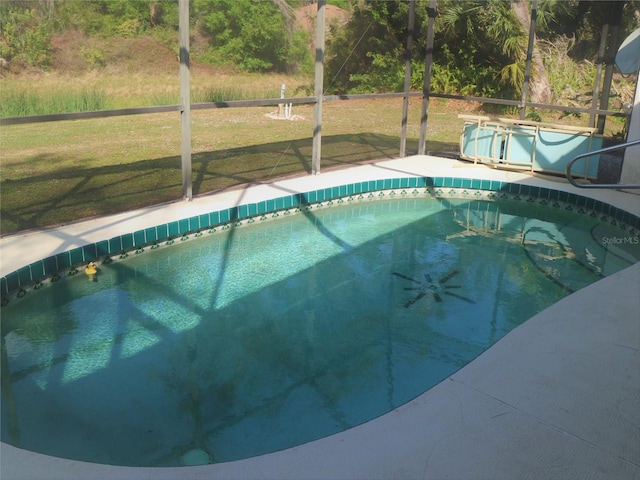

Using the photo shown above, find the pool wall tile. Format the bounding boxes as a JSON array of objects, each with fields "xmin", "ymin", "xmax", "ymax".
[
  {"xmin": 188, "ymin": 216, "xmax": 200, "ymax": 230},
  {"xmin": 55, "ymin": 252, "xmax": 71, "ymax": 270},
  {"xmin": 155, "ymin": 224, "xmax": 168, "ymax": 241},
  {"xmin": 177, "ymin": 219, "xmax": 189, "ymax": 234},
  {"xmin": 3, "ymin": 175, "xmax": 639, "ymax": 300},
  {"xmin": 30, "ymin": 262, "xmax": 45, "ymax": 280},
  {"xmin": 326, "ymin": 187, "xmax": 334, "ymax": 200},
  {"xmin": 198, "ymin": 214, "xmax": 209, "ymax": 229},
  {"xmin": 167, "ymin": 221, "xmax": 179, "ymax": 237},
  {"xmin": 4, "ymin": 272, "xmax": 18, "ymax": 291},
  {"xmin": 43, "ymin": 256, "xmax": 58, "ymax": 276},
  {"xmin": 592, "ymin": 200, "xmax": 602, "ymax": 213},
  {"xmin": 134, "ymin": 230, "xmax": 146, "ymax": 246},
  {"xmin": 69, "ymin": 247, "xmax": 85, "ymax": 265},
  {"xmin": 122, "ymin": 234, "xmax": 135, "ymax": 250},
  {"xmin": 145, "ymin": 228, "xmax": 158, "ymax": 244},
  {"xmin": 265, "ymin": 200, "xmax": 275, "ymax": 212},
  {"xmin": 109, "ymin": 237, "xmax": 123, "ymax": 253},
  {"xmin": 18, "ymin": 266, "xmax": 32, "ymax": 285},
  {"xmin": 82, "ymin": 244, "xmax": 97, "ymax": 261},
  {"xmin": 96, "ymin": 240, "xmax": 110, "ymax": 256}
]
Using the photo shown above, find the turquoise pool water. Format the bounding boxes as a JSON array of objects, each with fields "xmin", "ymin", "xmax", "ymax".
[{"xmin": 2, "ymin": 195, "xmax": 638, "ymax": 467}]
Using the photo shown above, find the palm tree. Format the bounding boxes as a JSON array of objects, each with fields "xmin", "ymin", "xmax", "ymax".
[
  {"xmin": 511, "ymin": 0, "xmax": 551, "ymax": 104},
  {"xmin": 437, "ymin": 0, "xmax": 532, "ymax": 98}
]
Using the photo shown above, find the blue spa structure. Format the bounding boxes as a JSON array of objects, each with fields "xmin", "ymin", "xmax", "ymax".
[{"xmin": 458, "ymin": 115, "xmax": 602, "ymax": 179}]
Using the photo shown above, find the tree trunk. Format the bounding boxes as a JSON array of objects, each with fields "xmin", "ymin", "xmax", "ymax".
[
  {"xmin": 512, "ymin": 0, "xmax": 552, "ymax": 105},
  {"xmin": 150, "ymin": 2, "xmax": 158, "ymax": 28}
]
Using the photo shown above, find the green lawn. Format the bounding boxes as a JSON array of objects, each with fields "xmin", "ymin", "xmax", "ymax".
[
  {"xmin": 0, "ymin": 97, "xmax": 462, "ymax": 235},
  {"xmin": 3, "ymin": 68, "xmax": 623, "ymax": 236}
]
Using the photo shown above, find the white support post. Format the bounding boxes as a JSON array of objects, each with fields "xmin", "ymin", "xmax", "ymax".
[
  {"xmin": 279, "ymin": 83, "xmax": 285, "ymax": 118},
  {"xmin": 179, "ymin": 0, "xmax": 192, "ymax": 200},
  {"xmin": 312, "ymin": 0, "xmax": 326, "ymax": 175}
]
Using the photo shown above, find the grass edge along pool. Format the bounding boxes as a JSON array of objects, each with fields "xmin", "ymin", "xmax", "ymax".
[{"xmin": 2, "ymin": 176, "xmax": 639, "ymax": 305}]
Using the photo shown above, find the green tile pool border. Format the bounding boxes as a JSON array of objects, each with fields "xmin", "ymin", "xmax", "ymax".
[{"xmin": 2, "ymin": 177, "xmax": 639, "ymax": 303}]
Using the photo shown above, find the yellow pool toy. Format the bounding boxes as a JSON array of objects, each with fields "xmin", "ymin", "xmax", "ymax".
[{"xmin": 85, "ymin": 262, "xmax": 97, "ymax": 281}]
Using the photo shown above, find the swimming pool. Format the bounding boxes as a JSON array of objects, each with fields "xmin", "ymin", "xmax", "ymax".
[{"xmin": 2, "ymin": 177, "xmax": 639, "ymax": 468}]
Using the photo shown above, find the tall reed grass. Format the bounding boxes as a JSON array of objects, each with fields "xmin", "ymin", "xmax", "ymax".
[
  {"xmin": 1, "ymin": 83, "xmax": 293, "ymax": 117},
  {"xmin": 0, "ymin": 87, "xmax": 108, "ymax": 117},
  {"xmin": 192, "ymin": 86, "xmax": 282, "ymax": 103},
  {"xmin": 150, "ymin": 86, "xmax": 283, "ymax": 106}
]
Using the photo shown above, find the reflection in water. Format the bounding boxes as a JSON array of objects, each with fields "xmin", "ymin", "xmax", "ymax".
[{"xmin": 2, "ymin": 197, "xmax": 638, "ymax": 466}]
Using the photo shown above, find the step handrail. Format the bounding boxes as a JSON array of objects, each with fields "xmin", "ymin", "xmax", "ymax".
[{"xmin": 565, "ymin": 138, "xmax": 640, "ymax": 189}]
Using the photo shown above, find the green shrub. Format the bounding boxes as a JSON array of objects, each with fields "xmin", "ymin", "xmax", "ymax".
[
  {"xmin": 0, "ymin": 7, "xmax": 52, "ymax": 68},
  {"xmin": 116, "ymin": 18, "xmax": 142, "ymax": 38},
  {"xmin": 79, "ymin": 46, "xmax": 106, "ymax": 68}
]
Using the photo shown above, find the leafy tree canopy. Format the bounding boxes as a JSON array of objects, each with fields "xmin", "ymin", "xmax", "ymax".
[
  {"xmin": 194, "ymin": 0, "xmax": 312, "ymax": 73},
  {"xmin": 324, "ymin": 0, "xmax": 639, "ymax": 98}
]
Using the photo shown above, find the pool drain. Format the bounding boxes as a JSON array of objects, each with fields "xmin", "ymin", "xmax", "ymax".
[
  {"xmin": 392, "ymin": 269, "xmax": 475, "ymax": 307},
  {"xmin": 181, "ymin": 448, "xmax": 212, "ymax": 466}
]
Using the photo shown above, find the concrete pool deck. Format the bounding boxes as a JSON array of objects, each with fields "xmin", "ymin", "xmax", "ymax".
[{"xmin": 1, "ymin": 155, "xmax": 639, "ymax": 479}]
